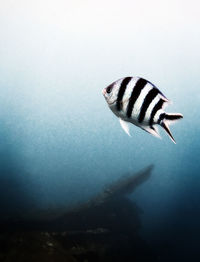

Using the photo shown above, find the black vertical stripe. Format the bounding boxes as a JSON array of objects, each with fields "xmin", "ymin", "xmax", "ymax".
[
  {"xmin": 149, "ymin": 99, "xmax": 164, "ymax": 126},
  {"xmin": 116, "ymin": 77, "xmax": 132, "ymax": 111},
  {"xmin": 158, "ymin": 113, "xmax": 166, "ymax": 124},
  {"xmin": 138, "ymin": 88, "xmax": 159, "ymax": 123},
  {"xmin": 126, "ymin": 78, "xmax": 147, "ymax": 118}
]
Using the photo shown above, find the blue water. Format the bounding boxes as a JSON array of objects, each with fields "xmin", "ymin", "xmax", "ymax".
[{"xmin": 0, "ymin": 0, "xmax": 200, "ymax": 260}]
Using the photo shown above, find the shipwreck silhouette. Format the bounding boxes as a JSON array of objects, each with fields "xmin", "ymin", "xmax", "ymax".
[{"xmin": 0, "ymin": 165, "xmax": 157, "ymax": 262}]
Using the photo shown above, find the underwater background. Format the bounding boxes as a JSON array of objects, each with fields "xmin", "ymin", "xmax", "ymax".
[{"xmin": 0, "ymin": 0, "xmax": 200, "ymax": 261}]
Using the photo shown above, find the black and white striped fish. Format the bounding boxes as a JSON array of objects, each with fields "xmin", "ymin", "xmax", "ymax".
[{"xmin": 102, "ymin": 76, "xmax": 183, "ymax": 143}]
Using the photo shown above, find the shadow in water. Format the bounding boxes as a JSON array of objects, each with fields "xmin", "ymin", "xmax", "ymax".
[{"xmin": 0, "ymin": 125, "xmax": 35, "ymax": 220}]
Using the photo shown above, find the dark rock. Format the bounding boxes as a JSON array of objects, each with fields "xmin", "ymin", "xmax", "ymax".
[{"xmin": 0, "ymin": 165, "xmax": 158, "ymax": 261}]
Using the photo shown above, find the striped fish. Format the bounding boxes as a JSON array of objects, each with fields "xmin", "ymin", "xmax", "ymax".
[{"xmin": 102, "ymin": 76, "xmax": 183, "ymax": 143}]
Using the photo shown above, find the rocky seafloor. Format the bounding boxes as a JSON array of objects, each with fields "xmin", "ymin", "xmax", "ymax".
[{"xmin": 0, "ymin": 166, "xmax": 158, "ymax": 262}]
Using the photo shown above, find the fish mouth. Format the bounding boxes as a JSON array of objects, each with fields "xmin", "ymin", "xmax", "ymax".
[{"xmin": 102, "ymin": 88, "xmax": 107, "ymax": 96}]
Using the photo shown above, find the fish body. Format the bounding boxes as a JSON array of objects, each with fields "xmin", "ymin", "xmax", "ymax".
[{"xmin": 102, "ymin": 76, "xmax": 183, "ymax": 143}]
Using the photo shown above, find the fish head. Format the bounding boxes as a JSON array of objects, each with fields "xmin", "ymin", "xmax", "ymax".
[{"xmin": 102, "ymin": 83, "xmax": 117, "ymax": 106}]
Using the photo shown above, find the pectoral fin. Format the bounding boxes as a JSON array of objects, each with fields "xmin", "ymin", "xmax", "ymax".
[{"xmin": 119, "ymin": 118, "xmax": 131, "ymax": 137}]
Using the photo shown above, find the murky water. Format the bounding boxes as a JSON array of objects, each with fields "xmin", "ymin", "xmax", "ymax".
[{"xmin": 0, "ymin": 1, "xmax": 199, "ymax": 260}]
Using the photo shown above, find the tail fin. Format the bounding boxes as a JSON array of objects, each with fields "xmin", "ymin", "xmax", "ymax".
[
  {"xmin": 161, "ymin": 113, "xmax": 183, "ymax": 144},
  {"xmin": 164, "ymin": 113, "xmax": 183, "ymax": 122}
]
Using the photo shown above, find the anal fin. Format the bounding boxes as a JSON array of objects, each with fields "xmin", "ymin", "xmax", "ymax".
[
  {"xmin": 161, "ymin": 121, "xmax": 176, "ymax": 144},
  {"xmin": 142, "ymin": 125, "xmax": 161, "ymax": 139},
  {"xmin": 119, "ymin": 118, "xmax": 131, "ymax": 137}
]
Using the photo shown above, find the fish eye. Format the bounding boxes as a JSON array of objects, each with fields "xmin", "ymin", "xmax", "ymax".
[{"xmin": 106, "ymin": 84, "xmax": 113, "ymax": 94}]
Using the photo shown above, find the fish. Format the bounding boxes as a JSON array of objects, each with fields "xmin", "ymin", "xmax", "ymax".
[{"xmin": 102, "ymin": 76, "xmax": 183, "ymax": 143}]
